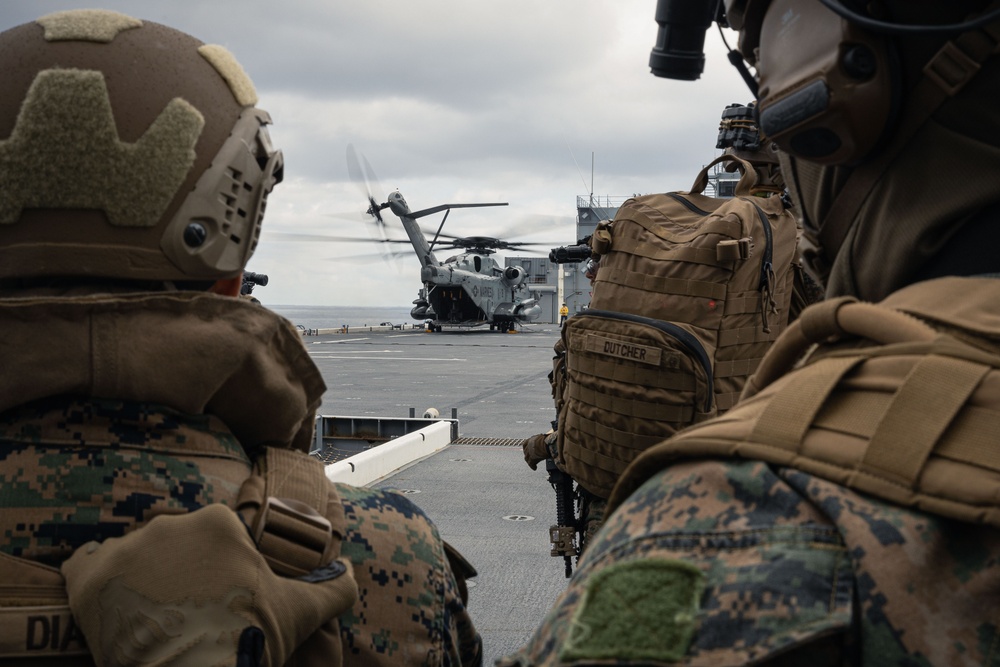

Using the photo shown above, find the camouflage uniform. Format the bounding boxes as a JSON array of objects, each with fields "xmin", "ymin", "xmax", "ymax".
[
  {"xmin": 0, "ymin": 9, "xmax": 481, "ymax": 664},
  {"xmin": 509, "ymin": 0, "xmax": 1000, "ymax": 663},
  {"xmin": 500, "ymin": 457, "xmax": 1000, "ymax": 665},
  {"xmin": 0, "ymin": 294, "xmax": 481, "ymax": 666},
  {"xmin": 0, "ymin": 401, "xmax": 480, "ymax": 666},
  {"xmin": 338, "ymin": 485, "xmax": 481, "ymax": 665}
]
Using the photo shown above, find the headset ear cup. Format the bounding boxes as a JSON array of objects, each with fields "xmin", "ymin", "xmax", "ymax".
[{"xmin": 754, "ymin": 0, "xmax": 894, "ymax": 165}]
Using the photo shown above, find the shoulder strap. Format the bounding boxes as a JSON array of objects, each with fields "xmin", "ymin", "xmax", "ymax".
[
  {"xmin": 238, "ymin": 447, "xmax": 352, "ymax": 667},
  {"xmin": 237, "ymin": 447, "xmax": 346, "ymax": 578}
]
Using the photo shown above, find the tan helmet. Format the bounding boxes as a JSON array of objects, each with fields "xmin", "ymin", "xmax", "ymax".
[
  {"xmin": 0, "ymin": 9, "xmax": 283, "ymax": 282},
  {"xmin": 716, "ymin": 101, "xmax": 784, "ymax": 193}
]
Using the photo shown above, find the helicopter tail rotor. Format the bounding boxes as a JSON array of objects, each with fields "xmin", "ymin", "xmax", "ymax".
[
  {"xmin": 347, "ymin": 144, "xmax": 409, "ymax": 273},
  {"xmin": 347, "ymin": 143, "xmax": 389, "ymax": 230}
]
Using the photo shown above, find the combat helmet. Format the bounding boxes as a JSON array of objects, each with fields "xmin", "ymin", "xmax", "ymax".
[
  {"xmin": 715, "ymin": 101, "xmax": 784, "ymax": 193},
  {"xmin": 0, "ymin": 9, "xmax": 283, "ymax": 283}
]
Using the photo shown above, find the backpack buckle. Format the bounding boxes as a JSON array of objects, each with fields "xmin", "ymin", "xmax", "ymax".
[
  {"xmin": 252, "ymin": 496, "xmax": 333, "ymax": 577},
  {"xmin": 717, "ymin": 237, "xmax": 753, "ymax": 262},
  {"xmin": 924, "ymin": 40, "xmax": 981, "ymax": 97}
]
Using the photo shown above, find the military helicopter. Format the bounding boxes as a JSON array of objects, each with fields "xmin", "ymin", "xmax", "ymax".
[{"xmin": 344, "ymin": 146, "xmax": 554, "ymax": 332}]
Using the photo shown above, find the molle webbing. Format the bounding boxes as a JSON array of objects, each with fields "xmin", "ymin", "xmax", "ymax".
[
  {"xmin": 565, "ymin": 157, "xmax": 800, "ymax": 499},
  {"xmin": 609, "ymin": 280, "xmax": 1000, "ymax": 527},
  {"xmin": 598, "ymin": 267, "xmax": 728, "ymax": 301},
  {"xmin": 558, "ymin": 313, "xmax": 715, "ymax": 498},
  {"xmin": 589, "ymin": 157, "xmax": 799, "ymax": 414},
  {"xmin": 567, "ymin": 383, "xmax": 696, "ymax": 423}
]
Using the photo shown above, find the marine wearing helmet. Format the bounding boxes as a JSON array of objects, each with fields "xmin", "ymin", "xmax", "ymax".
[{"xmin": 0, "ymin": 10, "xmax": 480, "ymax": 666}]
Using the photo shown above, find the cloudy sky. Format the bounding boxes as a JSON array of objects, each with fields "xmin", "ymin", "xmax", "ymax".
[{"xmin": 5, "ymin": 1, "xmax": 750, "ymax": 307}]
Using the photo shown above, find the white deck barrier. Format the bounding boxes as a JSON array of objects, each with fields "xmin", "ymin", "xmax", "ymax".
[{"xmin": 324, "ymin": 420, "xmax": 453, "ymax": 486}]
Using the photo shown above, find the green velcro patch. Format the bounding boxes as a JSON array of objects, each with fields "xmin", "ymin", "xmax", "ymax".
[{"xmin": 560, "ymin": 558, "xmax": 705, "ymax": 663}]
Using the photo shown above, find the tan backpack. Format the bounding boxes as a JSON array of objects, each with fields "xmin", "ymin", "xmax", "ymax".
[{"xmin": 557, "ymin": 154, "xmax": 801, "ymax": 498}]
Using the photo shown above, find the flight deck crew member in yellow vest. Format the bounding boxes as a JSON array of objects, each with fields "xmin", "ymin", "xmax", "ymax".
[
  {"xmin": 0, "ymin": 10, "xmax": 480, "ymax": 666},
  {"xmin": 559, "ymin": 303, "xmax": 569, "ymax": 325},
  {"xmin": 502, "ymin": 0, "xmax": 1000, "ymax": 664}
]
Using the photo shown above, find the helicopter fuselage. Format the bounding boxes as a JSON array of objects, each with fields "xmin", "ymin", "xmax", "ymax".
[
  {"xmin": 385, "ymin": 191, "xmax": 542, "ymax": 330},
  {"xmin": 411, "ymin": 252, "xmax": 541, "ymax": 329}
]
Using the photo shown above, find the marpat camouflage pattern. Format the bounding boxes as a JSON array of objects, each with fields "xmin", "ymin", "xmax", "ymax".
[
  {"xmin": 337, "ymin": 483, "xmax": 482, "ymax": 666},
  {"xmin": 0, "ymin": 396, "xmax": 250, "ymax": 566},
  {"xmin": 500, "ymin": 459, "xmax": 1000, "ymax": 666},
  {"xmin": 0, "ymin": 395, "xmax": 481, "ymax": 666}
]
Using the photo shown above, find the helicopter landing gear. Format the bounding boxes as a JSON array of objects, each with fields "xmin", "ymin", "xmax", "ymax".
[{"xmin": 492, "ymin": 319, "xmax": 516, "ymax": 333}]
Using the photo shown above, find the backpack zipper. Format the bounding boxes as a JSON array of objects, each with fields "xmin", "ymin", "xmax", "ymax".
[
  {"xmin": 748, "ymin": 201, "xmax": 777, "ymax": 332},
  {"xmin": 666, "ymin": 192, "xmax": 712, "ymax": 217},
  {"xmin": 581, "ymin": 309, "xmax": 714, "ymax": 413},
  {"xmin": 748, "ymin": 201, "xmax": 773, "ymax": 291}
]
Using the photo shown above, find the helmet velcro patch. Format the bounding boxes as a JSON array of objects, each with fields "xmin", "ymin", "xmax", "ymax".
[
  {"xmin": 37, "ymin": 9, "xmax": 141, "ymax": 43},
  {"xmin": 0, "ymin": 69, "xmax": 204, "ymax": 227},
  {"xmin": 199, "ymin": 45, "xmax": 258, "ymax": 107}
]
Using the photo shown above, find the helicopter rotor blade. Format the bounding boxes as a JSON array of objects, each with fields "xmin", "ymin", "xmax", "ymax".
[
  {"xmin": 346, "ymin": 143, "xmax": 388, "ymax": 231},
  {"xmin": 408, "ymin": 202, "xmax": 508, "ymax": 220},
  {"xmin": 475, "ymin": 213, "xmax": 577, "ymax": 242},
  {"xmin": 326, "ymin": 249, "xmax": 413, "ymax": 263},
  {"xmin": 265, "ymin": 231, "xmax": 412, "ymax": 245},
  {"xmin": 504, "ymin": 241, "xmax": 567, "ymax": 248}
]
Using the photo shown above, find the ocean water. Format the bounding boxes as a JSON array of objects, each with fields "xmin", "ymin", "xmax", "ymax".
[{"xmin": 267, "ymin": 304, "xmax": 416, "ymax": 329}]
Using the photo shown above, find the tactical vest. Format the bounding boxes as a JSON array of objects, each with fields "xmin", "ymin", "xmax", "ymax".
[{"xmin": 610, "ymin": 277, "xmax": 1000, "ymax": 528}]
